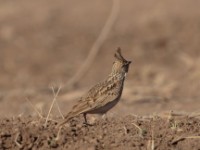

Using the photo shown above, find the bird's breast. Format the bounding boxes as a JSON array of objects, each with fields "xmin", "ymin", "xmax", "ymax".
[{"xmin": 86, "ymin": 97, "xmax": 120, "ymax": 114}]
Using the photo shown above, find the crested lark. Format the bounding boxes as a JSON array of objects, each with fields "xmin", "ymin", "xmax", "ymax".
[{"xmin": 58, "ymin": 48, "xmax": 131, "ymax": 127}]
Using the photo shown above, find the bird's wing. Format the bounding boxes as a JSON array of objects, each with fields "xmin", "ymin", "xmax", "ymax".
[{"xmin": 80, "ymin": 80, "xmax": 121, "ymax": 112}]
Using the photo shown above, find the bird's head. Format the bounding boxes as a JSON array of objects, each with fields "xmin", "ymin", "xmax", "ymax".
[{"xmin": 111, "ymin": 47, "xmax": 131, "ymax": 76}]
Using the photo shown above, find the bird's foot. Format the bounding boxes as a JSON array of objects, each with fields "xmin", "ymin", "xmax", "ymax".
[{"xmin": 83, "ymin": 122, "xmax": 93, "ymax": 126}]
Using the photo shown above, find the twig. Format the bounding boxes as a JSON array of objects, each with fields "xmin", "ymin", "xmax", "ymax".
[
  {"xmin": 64, "ymin": 0, "xmax": 120, "ymax": 90},
  {"xmin": 44, "ymin": 86, "xmax": 61, "ymax": 127}
]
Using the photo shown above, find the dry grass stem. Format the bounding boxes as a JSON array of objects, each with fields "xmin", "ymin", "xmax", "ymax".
[
  {"xmin": 15, "ymin": 132, "xmax": 22, "ymax": 148},
  {"xmin": 26, "ymin": 98, "xmax": 58, "ymax": 123},
  {"xmin": 55, "ymin": 126, "xmax": 62, "ymax": 141},
  {"xmin": 150, "ymin": 128, "xmax": 155, "ymax": 150},
  {"xmin": 44, "ymin": 86, "xmax": 61, "ymax": 127},
  {"xmin": 26, "ymin": 98, "xmax": 43, "ymax": 119},
  {"xmin": 185, "ymin": 136, "xmax": 200, "ymax": 139},
  {"xmin": 132, "ymin": 122, "xmax": 146, "ymax": 138},
  {"xmin": 51, "ymin": 86, "xmax": 64, "ymax": 119},
  {"xmin": 189, "ymin": 111, "xmax": 200, "ymax": 118},
  {"xmin": 172, "ymin": 136, "xmax": 200, "ymax": 144},
  {"xmin": 147, "ymin": 117, "xmax": 155, "ymax": 150},
  {"xmin": 123, "ymin": 125, "xmax": 128, "ymax": 135}
]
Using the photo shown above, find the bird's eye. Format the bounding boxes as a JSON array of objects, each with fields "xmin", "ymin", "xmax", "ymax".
[{"xmin": 123, "ymin": 62, "xmax": 128, "ymax": 66}]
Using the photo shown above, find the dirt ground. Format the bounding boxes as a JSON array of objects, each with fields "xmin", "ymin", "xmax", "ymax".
[
  {"xmin": 1, "ymin": 115, "xmax": 200, "ymax": 150},
  {"xmin": 0, "ymin": 0, "xmax": 200, "ymax": 149}
]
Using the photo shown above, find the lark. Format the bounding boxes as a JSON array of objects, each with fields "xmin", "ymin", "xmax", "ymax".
[{"xmin": 58, "ymin": 48, "xmax": 131, "ymax": 127}]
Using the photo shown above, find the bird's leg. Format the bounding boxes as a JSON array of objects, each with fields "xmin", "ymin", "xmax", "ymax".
[
  {"xmin": 83, "ymin": 113, "xmax": 88, "ymax": 124},
  {"xmin": 83, "ymin": 113, "xmax": 93, "ymax": 126}
]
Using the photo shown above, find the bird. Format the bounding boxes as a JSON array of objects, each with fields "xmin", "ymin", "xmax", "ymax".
[{"xmin": 58, "ymin": 48, "xmax": 131, "ymax": 127}]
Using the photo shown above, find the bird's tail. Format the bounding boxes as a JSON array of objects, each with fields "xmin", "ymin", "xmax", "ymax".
[
  {"xmin": 56, "ymin": 113, "xmax": 74, "ymax": 128},
  {"xmin": 56, "ymin": 104, "xmax": 84, "ymax": 128}
]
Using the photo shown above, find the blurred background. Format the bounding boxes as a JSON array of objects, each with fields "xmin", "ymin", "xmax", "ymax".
[{"xmin": 0, "ymin": 0, "xmax": 200, "ymax": 117}]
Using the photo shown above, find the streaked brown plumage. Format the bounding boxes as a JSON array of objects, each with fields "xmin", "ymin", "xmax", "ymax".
[{"xmin": 58, "ymin": 48, "xmax": 131, "ymax": 127}]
